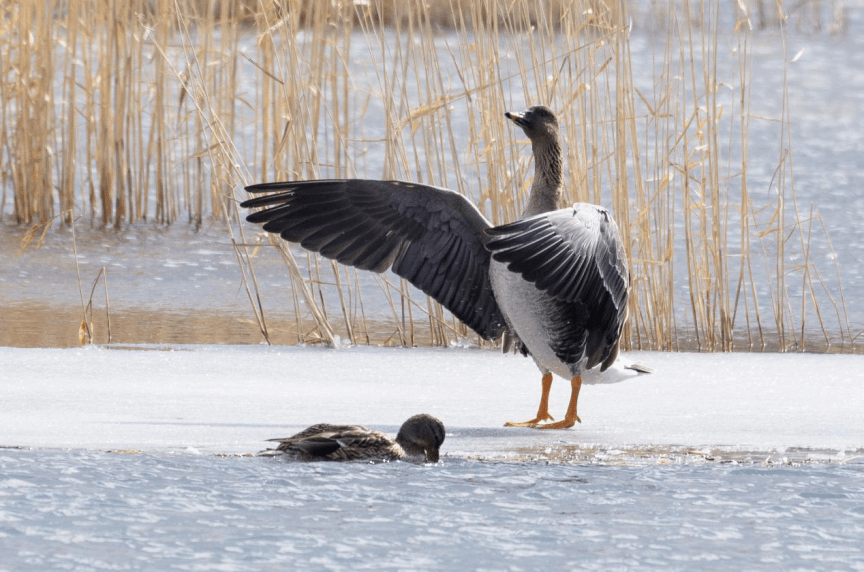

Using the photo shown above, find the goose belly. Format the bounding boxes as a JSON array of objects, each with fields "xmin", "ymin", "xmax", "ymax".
[{"xmin": 489, "ymin": 260, "xmax": 586, "ymax": 379}]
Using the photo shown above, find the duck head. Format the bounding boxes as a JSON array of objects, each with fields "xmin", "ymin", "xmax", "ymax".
[
  {"xmin": 395, "ymin": 413, "xmax": 446, "ymax": 463},
  {"xmin": 505, "ymin": 105, "xmax": 560, "ymax": 141}
]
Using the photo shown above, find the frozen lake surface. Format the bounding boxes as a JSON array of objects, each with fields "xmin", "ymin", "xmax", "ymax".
[
  {"xmin": 2, "ymin": 346, "xmax": 863, "ymax": 570},
  {"xmin": 4, "ymin": 346, "xmax": 864, "ymax": 455}
]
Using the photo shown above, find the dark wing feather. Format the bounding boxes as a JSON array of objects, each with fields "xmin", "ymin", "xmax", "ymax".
[
  {"xmin": 267, "ymin": 424, "xmax": 369, "ymax": 448},
  {"xmin": 485, "ymin": 203, "xmax": 630, "ymax": 371},
  {"xmin": 242, "ymin": 179, "xmax": 506, "ymax": 340},
  {"xmin": 288, "ymin": 437, "xmax": 342, "ymax": 457},
  {"xmin": 267, "ymin": 425, "xmax": 397, "ymax": 460}
]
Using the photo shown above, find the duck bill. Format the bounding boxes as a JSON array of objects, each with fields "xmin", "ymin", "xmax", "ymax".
[{"xmin": 504, "ymin": 110, "xmax": 529, "ymax": 128}]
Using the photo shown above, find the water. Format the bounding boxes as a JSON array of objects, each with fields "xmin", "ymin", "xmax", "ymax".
[
  {"xmin": 2, "ymin": 449, "xmax": 863, "ymax": 571},
  {"xmin": 0, "ymin": 221, "xmax": 446, "ymax": 347}
]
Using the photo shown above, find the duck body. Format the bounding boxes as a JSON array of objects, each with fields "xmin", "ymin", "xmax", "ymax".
[
  {"xmin": 259, "ymin": 414, "xmax": 446, "ymax": 463},
  {"xmin": 259, "ymin": 424, "xmax": 406, "ymax": 462}
]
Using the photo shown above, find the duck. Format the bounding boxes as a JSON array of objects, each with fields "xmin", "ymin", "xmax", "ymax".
[
  {"xmin": 241, "ymin": 105, "xmax": 632, "ymax": 429},
  {"xmin": 258, "ymin": 413, "xmax": 445, "ymax": 463}
]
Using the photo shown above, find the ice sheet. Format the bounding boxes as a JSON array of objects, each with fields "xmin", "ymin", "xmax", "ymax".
[{"xmin": 2, "ymin": 345, "xmax": 862, "ymax": 461}]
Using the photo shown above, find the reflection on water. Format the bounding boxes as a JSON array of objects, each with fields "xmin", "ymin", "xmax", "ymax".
[
  {"xmin": 1, "ymin": 222, "xmax": 281, "ymax": 347},
  {"xmin": 2, "ymin": 304, "xmax": 268, "ymax": 347},
  {"xmin": 1, "ymin": 219, "xmax": 859, "ymax": 351},
  {"xmin": 0, "ymin": 303, "xmax": 445, "ymax": 348},
  {"xmin": 0, "ymin": 222, "xmax": 484, "ymax": 349}
]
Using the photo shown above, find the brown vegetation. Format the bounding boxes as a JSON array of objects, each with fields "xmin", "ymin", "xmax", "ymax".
[{"xmin": 1, "ymin": 0, "xmax": 855, "ymax": 351}]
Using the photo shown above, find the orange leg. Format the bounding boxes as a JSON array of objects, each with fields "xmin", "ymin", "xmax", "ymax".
[
  {"xmin": 536, "ymin": 375, "xmax": 583, "ymax": 430},
  {"xmin": 504, "ymin": 373, "xmax": 555, "ymax": 427}
]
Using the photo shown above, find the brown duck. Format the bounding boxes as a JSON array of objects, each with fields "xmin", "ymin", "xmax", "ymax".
[{"xmin": 259, "ymin": 414, "xmax": 445, "ymax": 463}]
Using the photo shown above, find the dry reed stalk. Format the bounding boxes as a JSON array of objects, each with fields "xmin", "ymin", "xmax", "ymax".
[
  {"xmin": 353, "ymin": 269, "xmax": 372, "ymax": 345},
  {"xmin": 814, "ymin": 212, "xmax": 852, "ymax": 345},
  {"xmin": 69, "ymin": 210, "xmax": 90, "ymax": 343},
  {"xmin": 5, "ymin": 1, "xmax": 55, "ymax": 224},
  {"xmin": 83, "ymin": 267, "xmax": 111, "ymax": 345},
  {"xmin": 328, "ymin": 259, "xmax": 356, "ymax": 345}
]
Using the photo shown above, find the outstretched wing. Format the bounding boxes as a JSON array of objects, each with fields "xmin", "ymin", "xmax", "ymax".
[
  {"xmin": 242, "ymin": 179, "xmax": 506, "ymax": 340},
  {"xmin": 485, "ymin": 203, "xmax": 629, "ymax": 370}
]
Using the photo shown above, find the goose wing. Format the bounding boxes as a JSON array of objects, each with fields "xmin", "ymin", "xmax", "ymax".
[
  {"xmin": 242, "ymin": 180, "xmax": 506, "ymax": 340},
  {"xmin": 485, "ymin": 203, "xmax": 629, "ymax": 369}
]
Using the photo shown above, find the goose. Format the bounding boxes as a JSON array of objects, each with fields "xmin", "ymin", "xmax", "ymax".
[
  {"xmin": 258, "ymin": 413, "xmax": 445, "ymax": 463},
  {"xmin": 241, "ymin": 105, "xmax": 632, "ymax": 429}
]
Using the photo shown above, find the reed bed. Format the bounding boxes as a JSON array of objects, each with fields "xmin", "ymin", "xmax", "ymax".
[{"xmin": 1, "ymin": 0, "xmax": 856, "ymax": 352}]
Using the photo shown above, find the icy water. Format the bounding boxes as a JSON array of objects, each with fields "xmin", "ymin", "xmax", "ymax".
[{"xmin": 2, "ymin": 449, "xmax": 863, "ymax": 571}]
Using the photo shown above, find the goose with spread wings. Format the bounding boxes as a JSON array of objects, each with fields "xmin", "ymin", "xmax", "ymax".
[{"xmin": 241, "ymin": 105, "xmax": 633, "ymax": 429}]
